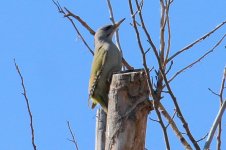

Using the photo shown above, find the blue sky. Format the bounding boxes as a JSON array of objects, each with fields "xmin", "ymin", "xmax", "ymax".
[{"xmin": 0, "ymin": 0, "xmax": 225, "ymax": 149}]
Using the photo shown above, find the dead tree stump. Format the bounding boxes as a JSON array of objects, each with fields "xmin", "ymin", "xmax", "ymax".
[{"xmin": 105, "ymin": 70, "xmax": 150, "ymax": 150}]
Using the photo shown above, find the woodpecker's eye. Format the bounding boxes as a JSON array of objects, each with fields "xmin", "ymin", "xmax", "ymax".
[{"xmin": 103, "ymin": 25, "xmax": 112, "ymax": 31}]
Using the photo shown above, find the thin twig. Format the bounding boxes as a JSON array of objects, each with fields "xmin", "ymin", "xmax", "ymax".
[
  {"xmin": 208, "ymin": 88, "xmax": 220, "ymax": 97},
  {"xmin": 167, "ymin": 20, "xmax": 226, "ymax": 63},
  {"xmin": 52, "ymin": 0, "xmax": 94, "ymax": 55},
  {"xmin": 149, "ymin": 117, "xmax": 160, "ymax": 123},
  {"xmin": 168, "ymin": 34, "xmax": 226, "ymax": 83},
  {"xmin": 14, "ymin": 59, "xmax": 37, "ymax": 150},
  {"xmin": 165, "ymin": 61, "xmax": 173, "ymax": 75},
  {"xmin": 196, "ymin": 133, "xmax": 208, "ymax": 143},
  {"xmin": 131, "ymin": 0, "xmax": 144, "ymax": 17},
  {"xmin": 145, "ymin": 47, "xmax": 151, "ymax": 55},
  {"xmin": 67, "ymin": 121, "xmax": 79, "ymax": 150},
  {"xmin": 165, "ymin": 109, "xmax": 176, "ymax": 128}
]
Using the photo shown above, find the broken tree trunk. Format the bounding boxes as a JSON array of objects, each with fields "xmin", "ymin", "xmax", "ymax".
[{"xmin": 105, "ymin": 70, "xmax": 151, "ymax": 150}]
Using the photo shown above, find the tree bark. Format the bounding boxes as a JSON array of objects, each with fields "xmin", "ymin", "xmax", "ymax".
[{"xmin": 105, "ymin": 70, "xmax": 151, "ymax": 150}]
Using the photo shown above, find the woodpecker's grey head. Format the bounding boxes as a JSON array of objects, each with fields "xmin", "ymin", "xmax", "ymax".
[{"xmin": 94, "ymin": 18, "xmax": 125, "ymax": 42}]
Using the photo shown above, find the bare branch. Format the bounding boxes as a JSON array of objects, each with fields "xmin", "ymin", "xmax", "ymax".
[
  {"xmin": 160, "ymin": 0, "xmax": 172, "ymax": 66},
  {"xmin": 131, "ymin": 0, "xmax": 144, "ymax": 17},
  {"xmin": 160, "ymin": 0, "xmax": 166, "ymax": 62},
  {"xmin": 219, "ymin": 67, "xmax": 226, "ymax": 103},
  {"xmin": 106, "ymin": 0, "xmax": 122, "ymax": 52},
  {"xmin": 204, "ymin": 100, "xmax": 226, "ymax": 150},
  {"xmin": 164, "ymin": 0, "xmax": 172, "ymax": 65},
  {"xmin": 106, "ymin": 0, "xmax": 134, "ymax": 70},
  {"xmin": 128, "ymin": 2, "xmax": 171, "ymax": 147},
  {"xmin": 135, "ymin": 0, "xmax": 165, "ymax": 100},
  {"xmin": 167, "ymin": 20, "xmax": 226, "ymax": 63},
  {"xmin": 130, "ymin": 1, "xmax": 171, "ymax": 148},
  {"xmin": 52, "ymin": 0, "xmax": 94, "ymax": 55},
  {"xmin": 67, "ymin": 121, "xmax": 79, "ymax": 150},
  {"xmin": 134, "ymin": 0, "xmax": 159, "ymax": 62},
  {"xmin": 217, "ymin": 67, "xmax": 226, "ymax": 150},
  {"xmin": 106, "ymin": 0, "xmax": 116, "ymax": 23},
  {"xmin": 150, "ymin": 104, "xmax": 171, "ymax": 150},
  {"xmin": 217, "ymin": 121, "xmax": 222, "ymax": 150},
  {"xmin": 159, "ymin": 103, "xmax": 192, "ymax": 150},
  {"xmin": 168, "ymin": 34, "xmax": 226, "ymax": 83},
  {"xmin": 155, "ymin": 106, "xmax": 171, "ymax": 150},
  {"xmin": 64, "ymin": 7, "xmax": 95, "ymax": 35},
  {"xmin": 128, "ymin": 13, "xmax": 170, "ymax": 150},
  {"xmin": 159, "ymin": 68, "xmax": 201, "ymax": 149},
  {"xmin": 14, "ymin": 59, "xmax": 37, "ymax": 150}
]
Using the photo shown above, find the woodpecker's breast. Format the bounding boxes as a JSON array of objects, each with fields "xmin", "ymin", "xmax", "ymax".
[{"xmin": 105, "ymin": 42, "xmax": 122, "ymax": 72}]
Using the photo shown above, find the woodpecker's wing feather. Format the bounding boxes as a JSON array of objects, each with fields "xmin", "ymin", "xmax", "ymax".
[{"xmin": 88, "ymin": 45, "xmax": 108, "ymax": 99}]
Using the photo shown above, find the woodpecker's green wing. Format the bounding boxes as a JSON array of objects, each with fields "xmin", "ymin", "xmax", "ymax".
[{"xmin": 88, "ymin": 45, "xmax": 108, "ymax": 109}]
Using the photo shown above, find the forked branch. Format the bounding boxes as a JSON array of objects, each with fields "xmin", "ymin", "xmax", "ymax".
[
  {"xmin": 64, "ymin": 8, "xmax": 95, "ymax": 35},
  {"xmin": 67, "ymin": 121, "xmax": 79, "ymax": 150},
  {"xmin": 167, "ymin": 20, "xmax": 226, "ymax": 63},
  {"xmin": 168, "ymin": 34, "xmax": 226, "ymax": 83},
  {"xmin": 159, "ymin": 103, "xmax": 192, "ymax": 149},
  {"xmin": 52, "ymin": 0, "xmax": 94, "ymax": 55},
  {"xmin": 205, "ymin": 67, "xmax": 226, "ymax": 149},
  {"xmin": 159, "ymin": 67, "xmax": 201, "ymax": 149}
]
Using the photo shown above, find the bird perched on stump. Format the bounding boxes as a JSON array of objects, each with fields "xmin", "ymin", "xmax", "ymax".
[{"xmin": 88, "ymin": 18, "xmax": 125, "ymax": 113}]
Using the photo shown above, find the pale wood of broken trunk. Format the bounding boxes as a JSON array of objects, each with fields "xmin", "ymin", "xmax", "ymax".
[{"xmin": 105, "ymin": 70, "xmax": 150, "ymax": 150}]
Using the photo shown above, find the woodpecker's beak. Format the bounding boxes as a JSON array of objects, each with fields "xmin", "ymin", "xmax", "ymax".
[{"xmin": 113, "ymin": 18, "xmax": 125, "ymax": 30}]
